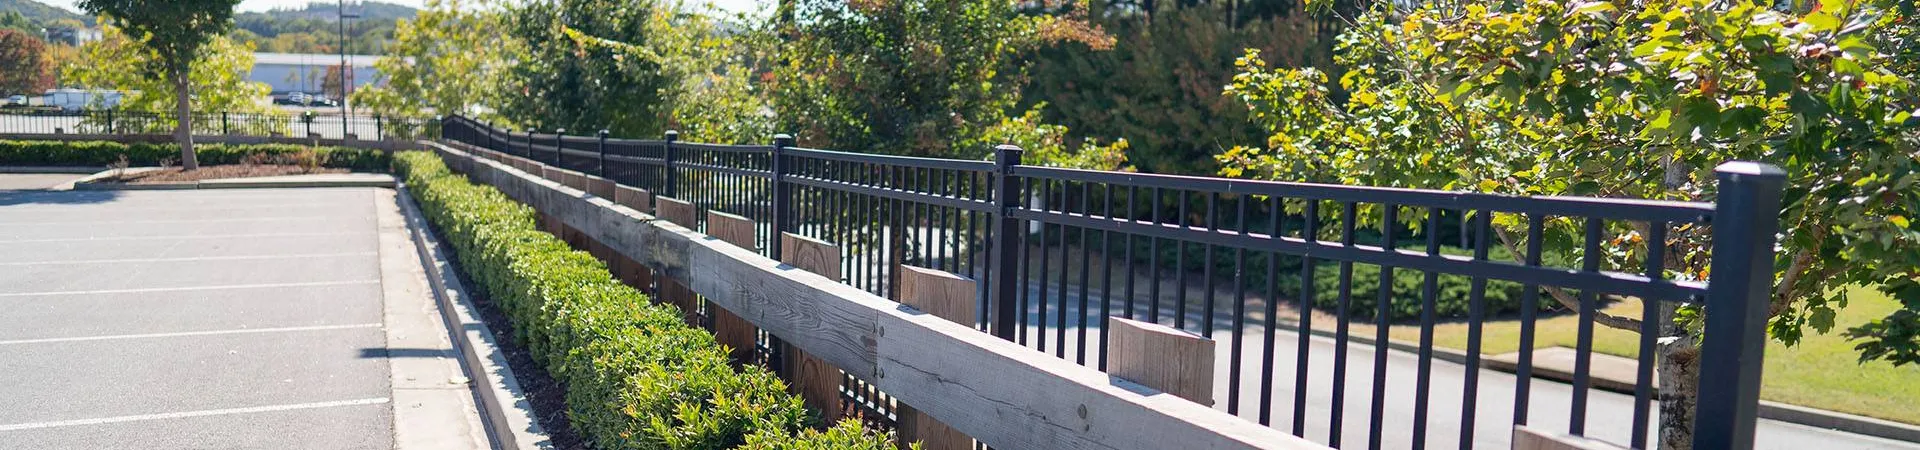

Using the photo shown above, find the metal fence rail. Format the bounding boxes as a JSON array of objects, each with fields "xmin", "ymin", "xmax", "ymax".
[
  {"xmin": 439, "ymin": 115, "xmax": 1783, "ymax": 450},
  {"xmin": 0, "ymin": 109, "xmax": 439, "ymax": 141}
]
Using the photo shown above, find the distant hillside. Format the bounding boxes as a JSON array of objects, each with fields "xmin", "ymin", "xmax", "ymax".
[
  {"xmin": 232, "ymin": 1, "xmax": 414, "ymax": 54},
  {"xmin": 0, "ymin": 0, "xmax": 89, "ymax": 24},
  {"xmin": 242, "ymin": 1, "xmax": 418, "ymax": 23}
]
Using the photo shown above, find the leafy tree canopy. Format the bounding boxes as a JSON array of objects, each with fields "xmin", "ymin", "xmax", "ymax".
[
  {"xmin": 62, "ymin": 24, "xmax": 271, "ymax": 117},
  {"xmin": 0, "ymin": 29, "xmax": 52, "ymax": 96},
  {"xmin": 1220, "ymin": 0, "xmax": 1919, "ymax": 364}
]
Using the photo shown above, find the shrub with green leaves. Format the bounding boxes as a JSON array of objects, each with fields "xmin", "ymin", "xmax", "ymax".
[
  {"xmin": 0, "ymin": 140, "xmax": 391, "ymax": 171},
  {"xmin": 393, "ymin": 151, "xmax": 893, "ymax": 449}
]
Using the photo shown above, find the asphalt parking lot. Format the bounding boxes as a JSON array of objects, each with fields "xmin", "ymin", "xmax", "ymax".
[{"xmin": 0, "ymin": 187, "xmax": 475, "ymax": 449}]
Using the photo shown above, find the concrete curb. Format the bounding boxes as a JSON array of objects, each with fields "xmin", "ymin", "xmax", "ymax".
[
  {"xmin": 395, "ymin": 183, "xmax": 553, "ymax": 450},
  {"xmin": 71, "ymin": 171, "xmax": 397, "ymax": 190}
]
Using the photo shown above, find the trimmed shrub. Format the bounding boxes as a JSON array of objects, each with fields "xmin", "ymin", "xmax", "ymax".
[
  {"xmin": 394, "ymin": 151, "xmax": 892, "ymax": 449},
  {"xmin": 0, "ymin": 140, "xmax": 391, "ymax": 171}
]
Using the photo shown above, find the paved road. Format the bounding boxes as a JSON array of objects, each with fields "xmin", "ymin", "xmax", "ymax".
[
  {"xmin": 0, "ymin": 188, "xmax": 407, "ymax": 448},
  {"xmin": 1006, "ymin": 283, "xmax": 1920, "ymax": 450}
]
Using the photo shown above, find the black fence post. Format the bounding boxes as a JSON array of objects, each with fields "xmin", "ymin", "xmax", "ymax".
[
  {"xmin": 104, "ymin": 109, "xmax": 113, "ymax": 133},
  {"xmin": 663, "ymin": 130, "xmax": 679, "ymax": 198},
  {"xmin": 524, "ymin": 129, "xmax": 534, "ymax": 159},
  {"xmin": 596, "ymin": 129, "xmax": 609, "ymax": 176},
  {"xmin": 554, "ymin": 128, "xmax": 566, "ymax": 167},
  {"xmin": 221, "ymin": 112, "xmax": 229, "ymax": 135},
  {"xmin": 375, "ymin": 114, "xmax": 384, "ymax": 140},
  {"xmin": 1693, "ymin": 162, "xmax": 1785, "ymax": 450},
  {"xmin": 989, "ymin": 144, "xmax": 1025, "ymax": 341},
  {"xmin": 770, "ymin": 133, "xmax": 793, "ymax": 261}
]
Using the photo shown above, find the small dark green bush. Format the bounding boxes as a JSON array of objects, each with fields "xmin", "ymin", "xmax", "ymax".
[
  {"xmin": 395, "ymin": 151, "xmax": 891, "ymax": 450},
  {"xmin": 0, "ymin": 140, "xmax": 391, "ymax": 171}
]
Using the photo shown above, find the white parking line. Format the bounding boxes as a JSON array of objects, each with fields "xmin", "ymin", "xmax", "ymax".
[
  {"xmin": 0, "ymin": 398, "xmax": 392, "ymax": 432},
  {"xmin": 0, "ymin": 232, "xmax": 373, "ymax": 244},
  {"xmin": 0, "ymin": 252, "xmax": 376, "ymax": 266},
  {"xmin": 0, "ymin": 280, "xmax": 380, "ymax": 297},
  {"xmin": 0, "ymin": 323, "xmax": 383, "ymax": 346}
]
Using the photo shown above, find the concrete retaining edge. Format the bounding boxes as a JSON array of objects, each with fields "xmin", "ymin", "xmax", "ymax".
[
  {"xmin": 396, "ymin": 183, "xmax": 554, "ymax": 450},
  {"xmin": 71, "ymin": 173, "xmax": 397, "ymax": 190}
]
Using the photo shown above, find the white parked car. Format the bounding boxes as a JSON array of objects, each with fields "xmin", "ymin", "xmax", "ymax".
[{"xmin": 4, "ymin": 95, "xmax": 25, "ymax": 106}]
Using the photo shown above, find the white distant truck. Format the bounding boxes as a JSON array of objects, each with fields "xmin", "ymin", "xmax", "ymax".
[{"xmin": 42, "ymin": 89, "xmax": 125, "ymax": 111}]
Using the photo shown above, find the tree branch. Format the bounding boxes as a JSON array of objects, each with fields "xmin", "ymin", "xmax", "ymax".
[{"xmin": 1491, "ymin": 223, "xmax": 1645, "ymax": 332}]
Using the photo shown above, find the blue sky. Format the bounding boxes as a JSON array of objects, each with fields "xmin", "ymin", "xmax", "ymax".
[{"xmin": 33, "ymin": 0, "xmax": 763, "ymax": 15}]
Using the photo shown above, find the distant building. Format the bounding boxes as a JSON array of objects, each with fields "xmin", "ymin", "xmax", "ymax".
[
  {"xmin": 42, "ymin": 27, "xmax": 101, "ymax": 46},
  {"xmin": 248, "ymin": 52, "xmax": 383, "ymax": 96}
]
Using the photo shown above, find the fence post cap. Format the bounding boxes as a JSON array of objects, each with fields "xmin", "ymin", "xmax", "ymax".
[
  {"xmin": 664, "ymin": 130, "xmax": 679, "ymax": 140},
  {"xmin": 555, "ymin": 128, "xmax": 566, "ymax": 134},
  {"xmin": 597, "ymin": 129, "xmax": 609, "ymax": 137},
  {"xmin": 1714, "ymin": 161, "xmax": 1785, "ymax": 179},
  {"xmin": 994, "ymin": 144, "xmax": 1024, "ymax": 152},
  {"xmin": 773, "ymin": 133, "xmax": 795, "ymax": 146}
]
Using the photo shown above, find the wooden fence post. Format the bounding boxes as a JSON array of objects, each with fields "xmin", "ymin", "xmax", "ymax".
[
  {"xmin": 611, "ymin": 186, "xmax": 655, "ymax": 290},
  {"xmin": 779, "ymin": 232, "xmax": 846, "ymax": 422},
  {"xmin": 896, "ymin": 264, "xmax": 977, "ymax": 450},
  {"xmin": 1107, "ymin": 317, "xmax": 1215, "ymax": 405},
  {"xmin": 705, "ymin": 210, "xmax": 761, "ymax": 365},
  {"xmin": 655, "ymin": 196, "xmax": 701, "ymax": 325}
]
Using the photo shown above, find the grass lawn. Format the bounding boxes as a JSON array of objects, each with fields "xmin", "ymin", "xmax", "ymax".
[{"xmin": 1358, "ymin": 286, "xmax": 1920, "ymax": 424}]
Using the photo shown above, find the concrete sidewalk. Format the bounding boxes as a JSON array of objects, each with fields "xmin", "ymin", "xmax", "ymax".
[{"xmin": 0, "ymin": 188, "xmax": 488, "ymax": 449}]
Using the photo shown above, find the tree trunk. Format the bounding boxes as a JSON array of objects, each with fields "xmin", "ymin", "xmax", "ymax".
[
  {"xmin": 174, "ymin": 69, "xmax": 198, "ymax": 171},
  {"xmin": 1657, "ymin": 301, "xmax": 1700, "ymax": 450}
]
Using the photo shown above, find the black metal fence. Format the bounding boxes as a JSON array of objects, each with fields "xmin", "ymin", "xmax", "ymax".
[
  {"xmin": 441, "ymin": 115, "xmax": 1784, "ymax": 450},
  {"xmin": 0, "ymin": 109, "xmax": 440, "ymax": 141}
]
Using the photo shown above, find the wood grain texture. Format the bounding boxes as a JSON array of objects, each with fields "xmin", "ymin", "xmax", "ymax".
[
  {"xmin": 1511, "ymin": 426, "xmax": 1630, "ymax": 450},
  {"xmin": 705, "ymin": 210, "xmax": 760, "ymax": 364},
  {"xmin": 656, "ymin": 197, "xmax": 698, "ymax": 230},
  {"xmin": 424, "ymin": 142, "xmax": 1317, "ymax": 450},
  {"xmin": 653, "ymin": 196, "xmax": 700, "ymax": 324},
  {"xmin": 777, "ymin": 232, "xmax": 848, "ymax": 422},
  {"xmin": 779, "ymin": 233, "xmax": 842, "ymax": 280},
  {"xmin": 705, "ymin": 211, "xmax": 758, "ymax": 252},
  {"xmin": 897, "ymin": 265, "xmax": 977, "ymax": 325},
  {"xmin": 614, "ymin": 185, "xmax": 653, "ymax": 214},
  {"xmin": 585, "ymin": 175, "xmax": 616, "ymax": 199},
  {"xmin": 1107, "ymin": 317, "xmax": 1216, "ymax": 405},
  {"xmin": 895, "ymin": 264, "xmax": 977, "ymax": 450}
]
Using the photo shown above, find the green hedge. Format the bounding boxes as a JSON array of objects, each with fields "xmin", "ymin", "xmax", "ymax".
[
  {"xmin": 0, "ymin": 140, "xmax": 391, "ymax": 171},
  {"xmin": 394, "ymin": 151, "xmax": 891, "ymax": 450}
]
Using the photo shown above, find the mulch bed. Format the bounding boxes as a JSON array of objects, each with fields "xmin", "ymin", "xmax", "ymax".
[
  {"xmin": 442, "ymin": 250, "xmax": 590, "ymax": 449},
  {"xmin": 114, "ymin": 164, "xmax": 347, "ymax": 183}
]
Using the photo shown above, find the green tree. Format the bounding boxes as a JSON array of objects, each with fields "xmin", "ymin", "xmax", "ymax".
[
  {"xmin": 78, "ymin": 0, "xmax": 244, "ymax": 170},
  {"xmin": 353, "ymin": 0, "xmax": 524, "ymax": 132},
  {"xmin": 1022, "ymin": 2, "xmax": 1324, "ymax": 174},
  {"xmin": 772, "ymin": 0, "xmax": 1113, "ymax": 159},
  {"xmin": 1219, "ymin": 0, "xmax": 1918, "ymax": 445},
  {"xmin": 0, "ymin": 11, "xmax": 36, "ymax": 36},
  {"xmin": 63, "ymin": 25, "xmax": 272, "ymax": 131},
  {"xmin": 0, "ymin": 29, "xmax": 52, "ymax": 96},
  {"xmin": 500, "ymin": 0, "xmax": 682, "ymax": 137}
]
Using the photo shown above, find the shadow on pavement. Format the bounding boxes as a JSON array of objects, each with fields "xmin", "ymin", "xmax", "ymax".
[{"xmin": 0, "ymin": 189, "xmax": 122, "ymax": 206}]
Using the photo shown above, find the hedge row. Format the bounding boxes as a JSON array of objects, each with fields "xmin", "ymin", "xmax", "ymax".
[
  {"xmin": 0, "ymin": 140, "xmax": 391, "ymax": 171},
  {"xmin": 394, "ymin": 151, "xmax": 891, "ymax": 450}
]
